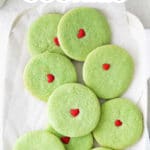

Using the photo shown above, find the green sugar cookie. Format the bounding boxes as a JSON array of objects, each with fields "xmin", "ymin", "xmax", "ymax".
[
  {"xmin": 24, "ymin": 52, "xmax": 77, "ymax": 101},
  {"xmin": 93, "ymin": 98, "xmax": 143, "ymax": 150},
  {"xmin": 92, "ymin": 148, "xmax": 112, "ymax": 150},
  {"xmin": 28, "ymin": 13, "xmax": 63, "ymax": 56},
  {"xmin": 13, "ymin": 131, "xmax": 65, "ymax": 150},
  {"xmin": 58, "ymin": 7, "xmax": 111, "ymax": 61},
  {"xmin": 46, "ymin": 125, "xmax": 93, "ymax": 150},
  {"xmin": 48, "ymin": 83, "xmax": 100, "ymax": 137},
  {"xmin": 83, "ymin": 45, "xmax": 134, "ymax": 99}
]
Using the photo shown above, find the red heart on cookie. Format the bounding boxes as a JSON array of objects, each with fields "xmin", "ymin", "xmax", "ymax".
[
  {"xmin": 102, "ymin": 63, "xmax": 110, "ymax": 71},
  {"xmin": 54, "ymin": 37, "xmax": 60, "ymax": 46},
  {"xmin": 77, "ymin": 29, "xmax": 86, "ymax": 39},
  {"xmin": 115, "ymin": 120, "xmax": 123, "ymax": 127},
  {"xmin": 70, "ymin": 109, "xmax": 80, "ymax": 117},
  {"xmin": 47, "ymin": 74, "xmax": 55, "ymax": 83},
  {"xmin": 61, "ymin": 136, "xmax": 70, "ymax": 144}
]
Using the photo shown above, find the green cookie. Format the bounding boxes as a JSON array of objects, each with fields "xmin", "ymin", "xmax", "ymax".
[
  {"xmin": 28, "ymin": 13, "xmax": 63, "ymax": 56},
  {"xmin": 58, "ymin": 7, "xmax": 111, "ymax": 61},
  {"xmin": 24, "ymin": 53, "xmax": 77, "ymax": 101},
  {"xmin": 93, "ymin": 98, "xmax": 143, "ymax": 150},
  {"xmin": 92, "ymin": 148, "xmax": 112, "ymax": 150},
  {"xmin": 83, "ymin": 45, "xmax": 134, "ymax": 99},
  {"xmin": 48, "ymin": 83, "xmax": 100, "ymax": 137},
  {"xmin": 46, "ymin": 125, "xmax": 93, "ymax": 150},
  {"xmin": 13, "ymin": 131, "xmax": 65, "ymax": 150}
]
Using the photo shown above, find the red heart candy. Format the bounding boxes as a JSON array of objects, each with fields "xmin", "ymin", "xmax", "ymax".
[
  {"xmin": 102, "ymin": 63, "xmax": 110, "ymax": 71},
  {"xmin": 115, "ymin": 120, "xmax": 123, "ymax": 127},
  {"xmin": 61, "ymin": 136, "xmax": 70, "ymax": 144},
  {"xmin": 77, "ymin": 29, "xmax": 86, "ymax": 39},
  {"xmin": 47, "ymin": 74, "xmax": 55, "ymax": 83},
  {"xmin": 70, "ymin": 109, "xmax": 80, "ymax": 117},
  {"xmin": 54, "ymin": 37, "xmax": 60, "ymax": 46}
]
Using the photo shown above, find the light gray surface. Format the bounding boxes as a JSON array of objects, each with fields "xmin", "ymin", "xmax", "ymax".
[
  {"xmin": 126, "ymin": 0, "xmax": 150, "ymax": 28},
  {"xmin": 0, "ymin": 0, "xmax": 6, "ymax": 7}
]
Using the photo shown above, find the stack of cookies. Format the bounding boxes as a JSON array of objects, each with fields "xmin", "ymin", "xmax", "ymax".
[{"xmin": 13, "ymin": 7, "xmax": 144, "ymax": 150}]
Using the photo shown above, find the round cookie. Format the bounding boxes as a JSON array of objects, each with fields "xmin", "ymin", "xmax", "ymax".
[
  {"xmin": 28, "ymin": 13, "xmax": 63, "ymax": 56},
  {"xmin": 83, "ymin": 45, "xmax": 134, "ymax": 99},
  {"xmin": 58, "ymin": 7, "xmax": 111, "ymax": 61},
  {"xmin": 92, "ymin": 148, "xmax": 112, "ymax": 150},
  {"xmin": 13, "ymin": 131, "xmax": 65, "ymax": 150},
  {"xmin": 46, "ymin": 125, "xmax": 93, "ymax": 150},
  {"xmin": 48, "ymin": 83, "xmax": 100, "ymax": 137},
  {"xmin": 93, "ymin": 98, "xmax": 143, "ymax": 150},
  {"xmin": 24, "ymin": 52, "xmax": 77, "ymax": 101}
]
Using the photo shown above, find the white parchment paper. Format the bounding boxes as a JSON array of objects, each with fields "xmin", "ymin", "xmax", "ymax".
[{"xmin": 2, "ymin": 2, "xmax": 149, "ymax": 150}]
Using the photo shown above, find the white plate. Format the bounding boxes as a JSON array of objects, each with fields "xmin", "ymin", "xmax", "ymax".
[{"xmin": 2, "ymin": 3, "xmax": 149, "ymax": 150}]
